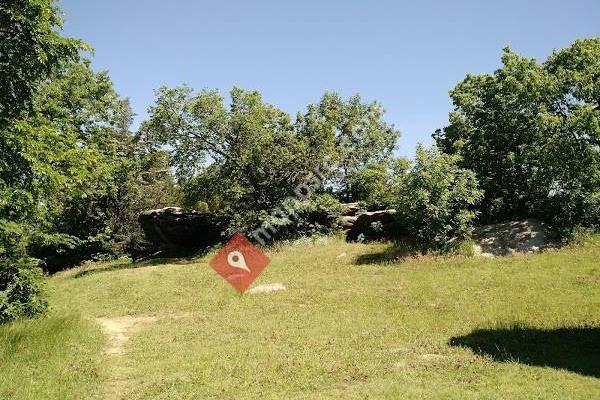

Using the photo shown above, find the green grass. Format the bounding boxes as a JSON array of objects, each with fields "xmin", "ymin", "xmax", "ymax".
[
  {"xmin": 1, "ymin": 236, "xmax": 599, "ymax": 399},
  {"xmin": 0, "ymin": 315, "xmax": 104, "ymax": 399}
]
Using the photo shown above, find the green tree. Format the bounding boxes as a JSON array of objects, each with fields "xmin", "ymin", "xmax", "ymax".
[
  {"xmin": 1, "ymin": 0, "xmax": 88, "ymax": 321},
  {"xmin": 0, "ymin": 0, "xmax": 86, "ymax": 121},
  {"xmin": 297, "ymin": 93, "xmax": 400, "ymax": 201},
  {"xmin": 397, "ymin": 145, "xmax": 483, "ymax": 250},
  {"xmin": 345, "ymin": 158, "xmax": 409, "ymax": 210},
  {"xmin": 142, "ymin": 86, "xmax": 322, "ymax": 216},
  {"xmin": 143, "ymin": 87, "xmax": 400, "ymax": 217},
  {"xmin": 435, "ymin": 39, "xmax": 600, "ymax": 232},
  {"xmin": 27, "ymin": 60, "xmax": 181, "ymax": 269}
]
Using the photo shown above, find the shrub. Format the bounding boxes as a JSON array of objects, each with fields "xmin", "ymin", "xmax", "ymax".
[
  {"xmin": 452, "ymin": 240, "xmax": 476, "ymax": 257},
  {"xmin": 0, "ymin": 220, "xmax": 47, "ymax": 323},
  {"xmin": 563, "ymin": 225, "xmax": 599, "ymax": 246},
  {"xmin": 229, "ymin": 194, "xmax": 343, "ymax": 244},
  {"xmin": 273, "ymin": 194, "xmax": 342, "ymax": 239},
  {"xmin": 346, "ymin": 158, "xmax": 410, "ymax": 210},
  {"xmin": 346, "ymin": 162, "xmax": 392, "ymax": 210},
  {"xmin": 28, "ymin": 231, "xmax": 118, "ymax": 273},
  {"xmin": 0, "ymin": 258, "xmax": 47, "ymax": 323},
  {"xmin": 397, "ymin": 145, "xmax": 483, "ymax": 251}
]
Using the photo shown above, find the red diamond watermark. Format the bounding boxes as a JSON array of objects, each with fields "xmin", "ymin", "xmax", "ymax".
[{"xmin": 209, "ymin": 232, "xmax": 270, "ymax": 294}]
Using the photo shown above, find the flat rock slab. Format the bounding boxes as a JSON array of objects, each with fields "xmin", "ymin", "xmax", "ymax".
[
  {"xmin": 138, "ymin": 207, "xmax": 224, "ymax": 252},
  {"xmin": 248, "ymin": 283, "xmax": 287, "ymax": 294}
]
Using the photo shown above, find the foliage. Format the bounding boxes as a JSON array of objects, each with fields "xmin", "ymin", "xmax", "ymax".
[
  {"xmin": 0, "ymin": 0, "xmax": 87, "ymax": 121},
  {"xmin": 218, "ymin": 194, "xmax": 342, "ymax": 245},
  {"xmin": 296, "ymin": 92, "xmax": 401, "ymax": 201},
  {"xmin": 347, "ymin": 158, "xmax": 410, "ymax": 210},
  {"xmin": 257, "ymin": 194, "xmax": 343, "ymax": 241},
  {"xmin": 0, "ymin": 214, "xmax": 46, "ymax": 324},
  {"xmin": 0, "ymin": 257, "xmax": 46, "ymax": 323},
  {"xmin": 35, "ymin": 59, "xmax": 132, "ymax": 146},
  {"xmin": 435, "ymin": 39, "xmax": 600, "ymax": 232},
  {"xmin": 142, "ymin": 86, "xmax": 313, "ymax": 215},
  {"xmin": 397, "ymin": 145, "xmax": 483, "ymax": 250},
  {"xmin": 142, "ymin": 87, "xmax": 400, "ymax": 239},
  {"xmin": 563, "ymin": 225, "xmax": 599, "ymax": 246},
  {"xmin": 0, "ymin": 0, "xmax": 89, "ymax": 321},
  {"xmin": 26, "ymin": 60, "xmax": 181, "ymax": 270}
]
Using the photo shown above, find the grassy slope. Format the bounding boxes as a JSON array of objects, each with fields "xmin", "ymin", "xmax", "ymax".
[{"xmin": 0, "ymin": 236, "xmax": 599, "ymax": 399}]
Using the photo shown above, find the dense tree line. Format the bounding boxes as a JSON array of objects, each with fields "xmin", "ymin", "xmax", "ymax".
[
  {"xmin": 1, "ymin": 0, "xmax": 598, "ymax": 322},
  {"xmin": 141, "ymin": 86, "xmax": 401, "ymax": 235}
]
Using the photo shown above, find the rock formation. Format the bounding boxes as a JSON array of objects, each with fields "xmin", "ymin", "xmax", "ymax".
[
  {"xmin": 138, "ymin": 207, "xmax": 224, "ymax": 253},
  {"xmin": 472, "ymin": 219, "xmax": 554, "ymax": 257},
  {"xmin": 340, "ymin": 203, "xmax": 398, "ymax": 242}
]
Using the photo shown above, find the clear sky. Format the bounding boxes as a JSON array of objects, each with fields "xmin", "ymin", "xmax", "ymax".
[{"xmin": 60, "ymin": 0, "xmax": 599, "ymax": 157}]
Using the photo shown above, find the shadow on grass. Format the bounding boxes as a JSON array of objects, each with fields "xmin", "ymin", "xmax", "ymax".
[
  {"xmin": 449, "ymin": 325, "xmax": 600, "ymax": 378},
  {"xmin": 354, "ymin": 241, "xmax": 421, "ymax": 265},
  {"xmin": 72, "ymin": 257, "xmax": 197, "ymax": 279}
]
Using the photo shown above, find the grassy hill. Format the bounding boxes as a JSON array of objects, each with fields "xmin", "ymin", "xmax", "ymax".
[{"xmin": 1, "ymin": 237, "xmax": 599, "ymax": 399}]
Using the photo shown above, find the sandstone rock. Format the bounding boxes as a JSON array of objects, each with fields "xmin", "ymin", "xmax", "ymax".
[
  {"xmin": 139, "ymin": 207, "xmax": 224, "ymax": 253},
  {"xmin": 472, "ymin": 219, "xmax": 554, "ymax": 257},
  {"xmin": 340, "ymin": 215, "xmax": 359, "ymax": 229},
  {"xmin": 341, "ymin": 202, "xmax": 361, "ymax": 216},
  {"xmin": 346, "ymin": 209, "xmax": 397, "ymax": 242},
  {"xmin": 247, "ymin": 283, "xmax": 287, "ymax": 294}
]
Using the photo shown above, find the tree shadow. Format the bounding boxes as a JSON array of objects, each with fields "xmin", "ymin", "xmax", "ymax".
[
  {"xmin": 72, "ymin": 257, "xmax": 197, "ymax": 279},
  {"xmin": 353, "ymin": 241, "xmax": 421, "ymax": 265},
  {"xmin": 449, "ymin": 325, "xmax": 600, "ymax": 378}
]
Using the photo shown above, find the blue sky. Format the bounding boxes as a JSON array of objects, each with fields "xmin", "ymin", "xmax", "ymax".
[{"xmin": 60, "ymin": 0, "xmax": 599, "ymax": 157}]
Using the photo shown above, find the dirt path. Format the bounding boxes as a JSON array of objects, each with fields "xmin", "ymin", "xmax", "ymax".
[
  {"xmin": 96, "ymin": 315, "xmax": 157, "ymax": 355},
  {"xmin": 96, "ymin": 316, "xmax": 157, "ymax": 399}
]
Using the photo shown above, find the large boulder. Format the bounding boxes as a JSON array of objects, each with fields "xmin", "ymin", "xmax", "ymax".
[
  {"xmin": 346, "ymin": 209, "xmax": 398, "ymax": 242},
  {"xmin": 339, "ymin": 203, "xmax": 361, "ymax": 230},
  {"xmin": 139, "ymin": 207, "xmax": 224, "ymax": 253},
  {"xmin": 472, "ymin": 219, "xmax": 554, "ymax": 257}
]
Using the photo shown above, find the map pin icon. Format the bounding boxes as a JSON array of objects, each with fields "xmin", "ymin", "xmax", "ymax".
[{"xmin": 227, "ymin": 250, "xmax": 251, "ymax": 273}]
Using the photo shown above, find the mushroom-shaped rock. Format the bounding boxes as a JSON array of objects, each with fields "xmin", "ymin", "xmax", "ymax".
[
  {"xmin": 139, "ymin": 207, "xmax": 224, "ymax": 253},
  {"xmin": 346, "ymin": 209, "xmax": 397, "ymax": 242}
]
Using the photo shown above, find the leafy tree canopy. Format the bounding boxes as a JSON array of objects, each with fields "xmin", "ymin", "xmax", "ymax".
[
  {"xmin": 435, "ymin": 38, "xmax": 600, "ymax": 231},
  {"xmin": 142, "ymin": 87, "xmax": 400, "ymax": 215},
  {"xmin": 297, "ymin": 92, "xmax": 400, "ymax": 201},
  {"xmin": 27, "ymin": 60, "xmax": 180, "ymax": 269},
  {"xmin": 1, "ymin": 0, "xmax": 88, "ymax": 321},
  {"xmin": 0, "ymin": 0, "xmax": 87, "ymax": 121}
]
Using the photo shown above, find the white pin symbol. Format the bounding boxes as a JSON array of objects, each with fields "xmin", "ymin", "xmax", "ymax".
[{"xmin": 227, "ymin": 250, "xmax": 250, "ymax": 273}]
